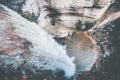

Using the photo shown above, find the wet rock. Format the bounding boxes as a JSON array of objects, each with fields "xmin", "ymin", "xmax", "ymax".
[
  {"xmin": 0, "ymin": 0, "xmax": 25, "ymax": 12},
  {"xmin": 0, "ymin": 4, "xmax": 75, "ymax": 79}
]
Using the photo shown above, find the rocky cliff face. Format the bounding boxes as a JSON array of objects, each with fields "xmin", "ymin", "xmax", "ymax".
[
  {"xmin": 21, "ymin": 0, "xmax": 113, "ymax": 37},
  {"xmin": 0, "ymin": 0, "xmax": 116, "ymax": 38},
  {"xmin": 0, "ymin": 0, "xmax": 120, "ymax": 80}
]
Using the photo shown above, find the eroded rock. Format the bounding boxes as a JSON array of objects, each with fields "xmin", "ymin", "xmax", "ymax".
[{"xmin": 21, "ymin": 0, "xmax": 113, "ymax": 37}]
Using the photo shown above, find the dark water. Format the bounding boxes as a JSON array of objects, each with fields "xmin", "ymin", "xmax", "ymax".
[{"xmin": 0, "ymin": 67, "xmax": 68, "ymax": 80}]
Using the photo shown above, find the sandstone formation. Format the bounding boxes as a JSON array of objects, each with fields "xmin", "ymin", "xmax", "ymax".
[
  {"xmin": 1, "ymin": 0, "xmax": 118, "ymax": 38},
  {"xmin": 0, "ymin": 0, "xmax": 120, "ymax": 80},
  {"xmin": 22, "ymin": 0, "xmax": 114, "ymax": 37}
]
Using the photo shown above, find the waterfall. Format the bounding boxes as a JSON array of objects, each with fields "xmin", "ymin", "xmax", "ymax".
[{"xmin": 0, "ymin": 4, "xmax": 75, "ymax": 77}]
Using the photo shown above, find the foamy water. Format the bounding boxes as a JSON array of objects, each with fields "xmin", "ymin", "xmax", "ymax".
[{"xmin": 0, "ymin": 4, "xmax": 75, "ymax": 77}]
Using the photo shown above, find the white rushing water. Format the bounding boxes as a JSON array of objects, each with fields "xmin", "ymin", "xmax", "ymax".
[{"xmin": 0, "ymin": 4, "xmax": 75, "ymax": 77}]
